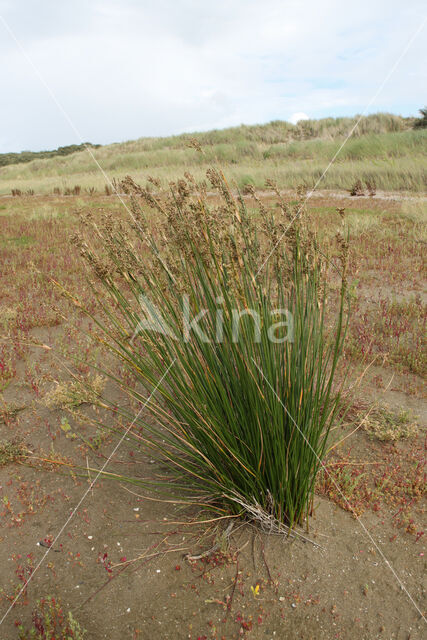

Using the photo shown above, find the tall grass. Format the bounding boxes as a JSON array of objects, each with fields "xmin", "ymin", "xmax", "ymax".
[{"xmin": 74, "ymin": 169, "xmax": 350, "ymax": 529}]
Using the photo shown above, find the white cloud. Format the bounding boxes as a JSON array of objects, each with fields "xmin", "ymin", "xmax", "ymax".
[
  {"xmin": 289, "ymin": 112, "xmax": 309, "ymax": 125},
  {"xmin": 0, "ymin": 0, "xmax": 425, "ymax": 151}
]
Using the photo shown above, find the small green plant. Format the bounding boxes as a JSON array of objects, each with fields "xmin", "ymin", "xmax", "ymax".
[
  {"xmin": 16, "ymin": 595, "xmax": 86, "ymax": 639},
  {"xmin": 60, "ymin": 416, "xmax": 105, "ymax": 450},
  {"xmin": 0, "ymin": 401, "xmax": 25, "ymax": 425},
  {"xmin": 60, "ymin": 417, "xmax": 76, "ymax": 439}
]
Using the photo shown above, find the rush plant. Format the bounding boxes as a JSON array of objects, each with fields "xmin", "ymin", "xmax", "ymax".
[{"xmin": 73, "ymin": 168, "xmax": 350, "ymax": 529}]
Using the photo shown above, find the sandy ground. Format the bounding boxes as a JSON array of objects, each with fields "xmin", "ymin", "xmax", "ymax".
[
  {"xmin": 0, "ymin": 192, "xmax": 425, "ymax": 639},
  {"xmin": 0, "ymin": 326, "xmax": 425, "ymax": 640}
]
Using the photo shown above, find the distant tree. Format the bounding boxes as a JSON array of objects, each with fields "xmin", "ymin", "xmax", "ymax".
[
  {"xmin": 0, "ymin": 142, "xmax": 100, "ymax": 168},
  {"xmin": 413, "ymin": 107, "xmax": 427, "ymax": 128}
]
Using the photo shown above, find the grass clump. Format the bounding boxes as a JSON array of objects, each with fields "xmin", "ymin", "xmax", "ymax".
[
  {"xmin": 74, "ymin": 169, "xmax": 350, "ymax": 529},
  {"xmin": 363, "ymin": 407, "xmax": 418, "ymax": 441},
  {"xmin": 0, "ymin": 440, "xmax": 27, "ymax": 466},
  {"xmin": 43, "ymin": 375, "xmax": 105, "ymax": 409}
]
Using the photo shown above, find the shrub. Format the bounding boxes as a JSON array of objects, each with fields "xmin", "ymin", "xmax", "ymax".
[
  {"xmin": 365, "ymin": 178, "xmax": 376, "ymax": 196},
  {"xmin": 74, "ymin": 169, "xmax": 350, "ymax": 529},
  {"xmin": 0, "ymin": 142, "xmax": 100, "ymax": 169},
  {"xmin": 350, "ymin": 179, "xmax": 365, "ymax": 196},
  {"xmin": 413, "ymin": 106, "xmax": 427, "ymax": 129}
]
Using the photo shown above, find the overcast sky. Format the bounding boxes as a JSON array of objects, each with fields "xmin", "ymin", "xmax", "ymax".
[{"xmin": 0, "ymin": 0, "xmax": 426, "ymax": 153}]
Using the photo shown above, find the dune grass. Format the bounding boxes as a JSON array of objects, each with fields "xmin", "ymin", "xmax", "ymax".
[{"xmin": 1, "ymin": 113, "xmax": 425, "ymax": 195}]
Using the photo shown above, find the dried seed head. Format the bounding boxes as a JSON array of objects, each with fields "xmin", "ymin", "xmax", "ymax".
[
  {"xmin": 147, "ymin": 175, "xmax": 161, "ymax": 189},
  {"xmin": 336, "ymin": 207, "xmax": 346, "ymax": 225},
  {"xmin": 187, "ymin": 138, "xmax": 203, "ymax": 153}
]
